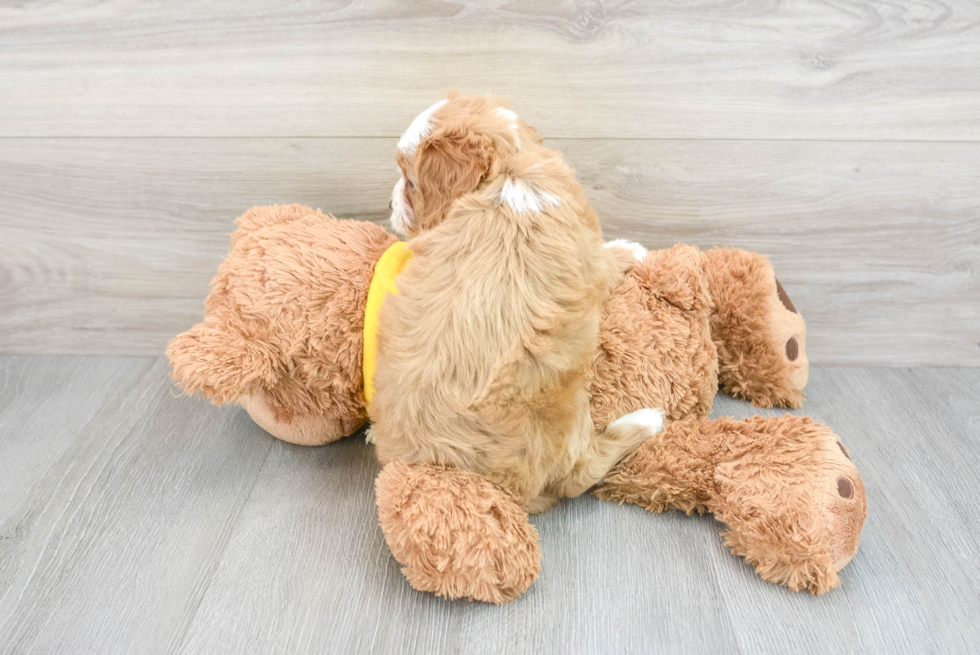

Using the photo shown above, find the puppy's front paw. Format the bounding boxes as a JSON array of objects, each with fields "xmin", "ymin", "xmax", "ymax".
[
  {"xmin": 608, "ymin": 407, "xmax": 666, "ymax": 453},
  {"xmin": 605, "ymin": 239, "xmax": 649, "ymax": 275},
  {"xmin": 609, "ymin": 407, "xmax": 665, "ymax": 432},
  {"xmin": 606, "ymin": 239, "xmax": 648, "ymax": 261}
]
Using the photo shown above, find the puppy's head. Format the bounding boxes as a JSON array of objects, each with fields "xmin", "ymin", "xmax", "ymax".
[{"xmin": 388, "ymin": 92, "xmax": 541, "ymax": 237}]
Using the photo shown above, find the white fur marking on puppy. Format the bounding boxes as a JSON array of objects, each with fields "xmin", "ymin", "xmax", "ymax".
[
  {"xmin": 496, "ymin": 107, "xmax": 521, "ymax": 148},
  {"xmin": 609, "ymin": 408, "xmax": 665, "ymax": 433},
  {"xmin": 497, "ymin": 107, "xmax": 518, "ymax": 122},
  {"xmin": 605, "ymin": 239, "xmax": 648, "ymax": 262},
  {"xmin": 497, "ymin": 107, "xmax": 519, "ymax": 132},
  {"xmin": 389, "ymin": 176, "xmax": 415, "ymax": 237},
  {"xmin": 398, "ymin": 98, "xmax": 448, "ymax": 154},
  {"xmin": 500, "ymin": 178, "xmax": 561, "ymax": 214}
]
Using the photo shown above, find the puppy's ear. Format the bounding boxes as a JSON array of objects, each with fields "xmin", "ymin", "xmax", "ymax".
[
  {"xmin": 525, "ymin": 124, "xmax": 544, "ymax": 146},
  {"xmin": 415, "ymin": 131, "xmax": 492, "ymax": 230}
]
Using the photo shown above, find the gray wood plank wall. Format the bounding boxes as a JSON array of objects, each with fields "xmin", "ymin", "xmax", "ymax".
[{"xmin": 1, "ymin": 1, "xmax": 978, "ymax": 364}]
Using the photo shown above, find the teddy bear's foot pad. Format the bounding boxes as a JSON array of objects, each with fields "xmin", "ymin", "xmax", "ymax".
[
  {"xmin": 375, "ymin": 461, "xmax": 541, "ymax": 604},
  {"xmin": 240, "ymin": 393, "xmax": 363, "ymax": 446}
]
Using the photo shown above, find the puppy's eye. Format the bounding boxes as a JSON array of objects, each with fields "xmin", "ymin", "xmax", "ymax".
[{"xmin": 407, "ymin": 179, "xmax": 415, "ymax": 190}]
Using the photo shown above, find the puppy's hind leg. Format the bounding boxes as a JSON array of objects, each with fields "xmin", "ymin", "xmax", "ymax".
[{"xmin": 557, "ymin": 407, "xmax": 666, "ymax": 498}]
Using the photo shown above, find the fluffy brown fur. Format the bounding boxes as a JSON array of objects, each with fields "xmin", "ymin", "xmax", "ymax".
[
  {"xmin": 703, "ymin": 248, "xmax": 808, "ymax": 408},
  {"xmin": 374, "ymin": 241, "xmax": 861, "ymax": 602},
  {"xmin": 168, "ymin": 203, "xmax": 863, "ymax": 603},
  {"xmin": 588, "ymin": 244, "xmax": 718, "ymax": 432},
  {"xmin": 596, "ymin": 415, "xmax": 866, "ymax": 594},
  {"xmin": 372, "ymin": 94, "xmax": 659, "ymax": 514},
  {"xmin": 376, "ymin": 461, "xmax": 541, "ymax": 604},
  {"xmin": 167, "ymin": 205, "xmax": 396, "ymax": 445}
]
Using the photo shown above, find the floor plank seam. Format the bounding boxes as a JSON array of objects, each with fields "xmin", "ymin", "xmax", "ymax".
[
  {"xmin": 165, "ymin": 434, "xmax": 276, "ymax": 655},
  {"xmin": 2, "ymin": 136, "xmax": 980, "ymax": 145}
]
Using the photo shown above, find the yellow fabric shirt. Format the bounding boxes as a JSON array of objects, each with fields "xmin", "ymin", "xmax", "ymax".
[{"xmin": 362, "ymin": 241, "xmax": 412, "ymax": 412}]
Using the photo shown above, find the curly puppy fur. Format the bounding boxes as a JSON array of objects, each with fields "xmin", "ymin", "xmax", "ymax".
[
  {"xmin": 167, "ymin": 204, "xmax": 396, "ymax": 445},
  {"xmin": 376, "ymin": 461, "xmax": 542, "ymax": 604},
  {"xmin": 596, "ymin": 415, "xmax": 866, "ymax": 594},
  {"xmin": 371, "ymin": 94, "xmax": 661, "ymax": 513}
]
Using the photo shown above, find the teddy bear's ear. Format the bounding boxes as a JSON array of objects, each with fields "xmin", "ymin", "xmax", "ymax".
[{"xmin": 413, "ymin": 129, "xmax": 492, "ymax": 230}]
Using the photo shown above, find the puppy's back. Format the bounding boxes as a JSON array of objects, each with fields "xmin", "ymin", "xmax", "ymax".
[{"xmin": 371, "ymin": 147, "xmax": 617, "ymax": 504}]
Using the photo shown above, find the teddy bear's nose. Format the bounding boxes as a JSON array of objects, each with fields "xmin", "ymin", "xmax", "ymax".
[
  {"xmin": 837, "ymin": 476, "xmax": 854, "ymax": 499},
  {"xmin": 786, "ymin": 337, "xmax": 799, "ymax": 361}
]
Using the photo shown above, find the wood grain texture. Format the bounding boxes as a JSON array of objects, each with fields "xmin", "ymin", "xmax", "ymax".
[
  {"xmin": 1, "ymin": 358, "xmax": 978, "ymax": 653},
  {"xmin": 178, "ymin": 441, "xmax": 741, "ymax": 654},
  {"xmin": 1, "ymin": 1, "xmax": 979, "ymax": 139},
  {"xmin": 0, "ymin": 357, "xmax": 274, "ymax": 655},
  {"xmin": 1, "ymin": 137, "xmax": 977, "ymax": 365},
  {"xmin": 0, "ymin": 356, "xmax": 153, "ymax": 519}
]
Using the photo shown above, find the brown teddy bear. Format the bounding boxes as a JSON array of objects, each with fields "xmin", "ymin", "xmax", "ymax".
[{"xmin": 168, "ymin": 204, "xmax": 866, "ymax": 604}]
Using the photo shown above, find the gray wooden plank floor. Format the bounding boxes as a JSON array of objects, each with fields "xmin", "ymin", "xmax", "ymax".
[{"xmin": 1, "ymin": 357, "xmax": 978, "ymax": 654}]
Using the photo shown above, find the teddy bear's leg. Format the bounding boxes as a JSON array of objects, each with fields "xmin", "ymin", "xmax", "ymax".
[
  {"xmin": 702, "ymin": 248, "xmax": 808, "ymax": 408},
  {"xmin": 375, "ymin": 461, "xmax": 542, "ymax": 604},
  {"xmin": 596, "ymin": 414, "xmax": 866, "ymax": 594}
]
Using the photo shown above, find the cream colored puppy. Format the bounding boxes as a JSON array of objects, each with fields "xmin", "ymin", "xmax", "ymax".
[{"xmin": 373, "ymin": 93, "xmax": 661, "ymax": 513}]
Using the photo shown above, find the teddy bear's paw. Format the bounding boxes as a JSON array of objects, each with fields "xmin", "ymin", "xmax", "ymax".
[
  {"xmin": 712, "ymin": 415, "xmax": 867, "ymax": 594},
  {"xmin": 758, "ymin": 277, "xmax": 810, "ymax": 406},
  {"xmin": 704, "ymin": 248, "xmax": 808, "ymax": 409},
  {"xmin": 723, "ymin": 531, "xmax": 842, "ymax": 595},
  {"xmin": 375, "ymin": 461, "xmax": 541, "ymax": 604}
]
